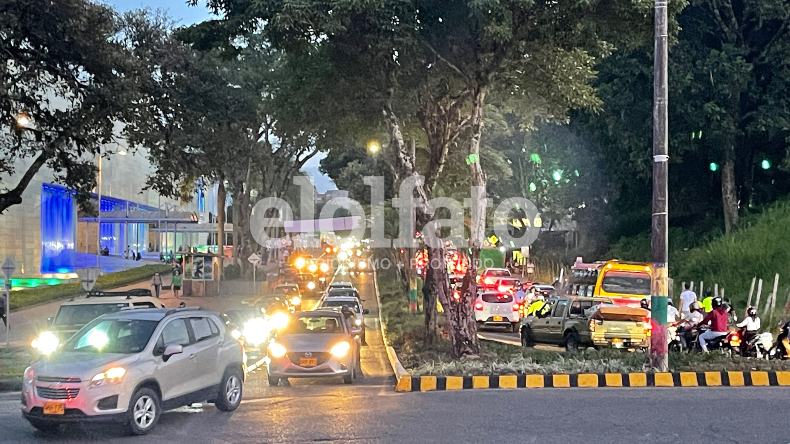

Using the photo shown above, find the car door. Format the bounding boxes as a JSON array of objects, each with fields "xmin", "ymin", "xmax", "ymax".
[
  {"xmin": 154, "ymin": 318, "xmax": 198, "ymax": 401},
  {"xmin": 530, "ymin": 300, "xmax": 555, "ymax": 342},
  {"xmin": 547, "ymin": 300, "xmax": 569, "ymax": 339},
  {"xmin": 187, "ymin": 316, "xmax": 223, "ymax": 390}
]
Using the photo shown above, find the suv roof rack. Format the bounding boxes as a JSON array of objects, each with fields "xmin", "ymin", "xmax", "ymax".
[
  {"xmin": 164, "ymin": 306, "xmax": 204, "ymax": 316},
  {"xmin": 83, "ymin": 288, "xmax": 153, "ymax": 300}
]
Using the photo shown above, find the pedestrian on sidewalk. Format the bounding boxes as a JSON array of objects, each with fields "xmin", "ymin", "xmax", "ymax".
[
  {"xmin": 172, "ymin": 271, "xmax": 182, "ymax": 298},
  {"xmin": 0, "ymin": 292, "xmax": 7, "ymax": 328},
  {"xmin": 151, "ymin": 273, "xmax": 163, "ymax": 298}
]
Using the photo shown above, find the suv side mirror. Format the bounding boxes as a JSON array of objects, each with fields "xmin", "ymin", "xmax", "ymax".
[
  {"xmin": 46, "ymin": 317, "xmax": 53, "ymax": 326},
  {"xmin": 162, "ymin": 344, "xmax": 183, "ymax": 362},
  {"xmin": 362, "ymin": 309, "xmax": 370, "ymax": 315}
]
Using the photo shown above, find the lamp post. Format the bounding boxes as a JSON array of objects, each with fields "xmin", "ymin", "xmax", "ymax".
[
  {"xmin": 96, "ymin": 150, "xmax": 102, "ymax": 271},
  {"xmin": 650, "ymin": 0, "xmax": 670, "ymax": 371}
]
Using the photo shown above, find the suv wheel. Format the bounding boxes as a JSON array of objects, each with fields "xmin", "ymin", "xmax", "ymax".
[
  {"xmin": 126, "ymin": 388, "xmax": 161, "ymax": 435},
  {"xmin": 268, "ymin": 375, "xmax": 279, "ymax": 387},
  {"xmin": 564, "ymin": 331, "xmax": 580, "ymax": 351},
  {"xmin": 511, "ymin": 322, "xmax": 519, "ymax": 333},
  {"xmin": 521, "ymin": 326, "xmax": 535, "ymax": 347},
  {"xmin": 343, "ymin": 373, "xmax": 353, "ymax": 384},
  {"xmin": 215, "ymin": 368, "xmax": 243, "ymax": 412}
]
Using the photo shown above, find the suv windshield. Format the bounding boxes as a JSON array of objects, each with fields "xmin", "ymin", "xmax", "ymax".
[
  {"xmin": 63, "ymin": 319, "xmax": 158, "ymax": 354},
  {"xmin": 54, "ymin": 303, "xmax": 129, "ymax": 326},
  {"xmin": 328, "ymin": 290, "xmax": 359, "ymax": 299},
  {"xmin": 321, "ymin": 300, "xmax": 361, "ymax": 313},
  {"xmin": 601, "ymin": 272, "xmax": 651, "ymax": 295},
  {"xmin": 225, "ymin": 308, "xmax": 264, "ymax": 324},
  {"xmin": 284, "ymin": 316, "xmax": 344, "ymax": 334}
]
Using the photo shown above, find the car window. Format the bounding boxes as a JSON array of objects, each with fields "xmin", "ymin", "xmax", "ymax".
[
  {"xmin": 481, "ymin": 293, "xmax": 513, "ymax": 303},
  {"xmin": 54, "ymin": 303, "xmax": 128, "ymax": 325},
  {"xmin": 283, "ymin": 315, "xmax": 345, "ymax": 334},
  {"xmin": 581, "ymin": 301, "xmax": 593, "ymax": 312},
  {"xmin": 65, "ymin": 319, "xmax": 158, "ymax": 354},
  {"xmin": 537, "ymin": 301, "xmax": 554, "ymax": 318},
  {"xmin": 189, "ymin": 317, "xmax": 216, "ymax": 342},
  {"xmin": 321, "ymin": 300, "xmax": 361, "ymax": 312},
  {"xmin": 209, "ymin": 318, "xmax": 219, "ymax": 335},
  {"xmin": 569, "ymin": 301, "xmax": 582, "ymax": 316},
  {"xmin": 552, "ymin": 301, "xmax": 568, "ymax": 317},
  {"xmin": 159, "ymin": 319, "xmax": 191, "ymax": 347},
  {"xmin": 133, "ymin": 302, "xmax": 157, "ymax": 308}
]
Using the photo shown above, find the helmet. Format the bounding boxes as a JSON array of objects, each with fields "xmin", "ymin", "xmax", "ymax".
[
  {"xmin": 690, "ymin": 301, "xmax": 701, "ymax": 311},
  {"xmin": 640, "ymin": 299, "xmax": 649, "ymax": 310},
  {"xmin": 747, "ymin": 306, "xmax": 757, "ymax": 317},
  {"xmin": 712, "ymin": 297, "xmax": 723, "ymax": 309},
  {"xmin": 667, "ymin": 299, "xmax": 674, "ymax": 306}
]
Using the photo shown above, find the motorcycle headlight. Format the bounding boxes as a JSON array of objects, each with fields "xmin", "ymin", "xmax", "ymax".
[
  {"xmin": 268, "ymin": 342, "xmax": 287, "ymax": 358},
  {"xmin": 90, "ymin": 367, "xmax": 126, "ymax": 388},
  {"xmin": 330, "ymin": 341, "xmax": 351, "ymax": 357},
  {"xmin": 31, "ymin": 332, "xmax": 59, "ymax": 355}
]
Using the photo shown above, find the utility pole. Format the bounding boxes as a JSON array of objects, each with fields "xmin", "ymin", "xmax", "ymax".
[{"xmin": 650, "ymin": 0, "xmax": 669, "ymax": 371}]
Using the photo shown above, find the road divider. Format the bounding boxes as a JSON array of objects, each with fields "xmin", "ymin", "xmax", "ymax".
[
  {"xmin": 373, "ymin": 268, "xmax": 411, "ymax": 391},
  {"xmin": 398, "ymin": 370, "xmax": 790, "ymax": 391}
]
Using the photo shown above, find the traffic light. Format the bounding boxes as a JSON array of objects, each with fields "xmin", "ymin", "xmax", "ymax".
[
  {"xmin": 761, "ymin": 159, "xmax": 771, "ymax": 170},
  {"xmin": 709, "ymin": 163, "xmax": 719, "ymax": 172}
]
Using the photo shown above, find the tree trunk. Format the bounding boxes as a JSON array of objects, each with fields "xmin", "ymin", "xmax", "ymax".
[
  {"xmin": 721, "ymin": 152, "xmax": 739, "ymax": 233},
  {"xmin": 231, "ymin": 184, "xmax": 241, "ymax": 264},
  {"xmin": 216, "ymin": 180, "xmax": 227, "ymax": 280}
]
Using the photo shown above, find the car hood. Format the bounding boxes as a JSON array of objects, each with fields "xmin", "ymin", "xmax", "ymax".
[
  {"xmin": 33, "ymin": 352, "xmax": 139, "ymax": 380},
  {"xmin": 276, "ymin": 333, "xmax": 351, "ymax": 352}
]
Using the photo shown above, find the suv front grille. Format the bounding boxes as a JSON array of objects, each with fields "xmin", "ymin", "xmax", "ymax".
[
  {"xmin": 289, "ymin": 352, "xmax": 330, "ymax": 366},
  {"xmin": 36, "ymin": 386, "xmax": 80, "ymax": 400},
  {"xmin": 37, "ymin": 376, "xmax": 81, "ymax": 383}
]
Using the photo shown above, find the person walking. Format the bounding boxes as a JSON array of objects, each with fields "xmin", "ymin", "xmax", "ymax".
[
  {"xmin": 172, "ymin": 270, "xmax": 182, "ymax": 298},
  {"xmin": 151, "ymin": 273, "xmax": 163, "ymax": 298},
  {"xmin": 679, "ymin": 283, "xmax": 697, "ymax": 317},
  {"xmin": 0, "ymin": 292, "xmax": 7, "ymax": 328}
]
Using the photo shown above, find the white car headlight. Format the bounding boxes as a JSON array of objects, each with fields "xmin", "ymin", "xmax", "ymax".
[
  {"xmin": 231, "ymin": 329, "xmax": 242, "ymax": 340},
  {"xmin": 358, "ymin": 261, "xmax": 367, "ymax": 269},
  {"xmin": 268, "ymin": 342, "xmax": 287, "ymax": 358},
  {"xmin": 242, "ymin": 318, "xmax": 270, "ymax": 346},
  {"xmin": 307, "ymin": 282, "xmax": 316, "ymax": 290},
  {"xmin": 354, "ymin": 319, "xmax": 362, "ymax": 326},
  {"xmin": 31, "ymin": 332, "xmax": 59, "ymax": 355},
  {"xmin": 90, "ymin": 367, "xmax": 126, "ymax": 388},
  {"xmin": 291, "ymin": 296, "xmax": 302, "ymax": 306},
  {"xmin": 330, "ymin": 341, "xmax": 351, "ymax": 357},
  {"xmin": 348, "ymin": 261, "xmax": 355, "ymax": 268},
  {"xmin": 269, "ymin": 312, "xmax": 289, "ymax": 330},
  {"xmin": 319, "ymin": 263, "xmax": 329, "ymax": 273}
]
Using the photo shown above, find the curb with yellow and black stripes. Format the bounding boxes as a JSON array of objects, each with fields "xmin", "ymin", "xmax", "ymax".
[{"xmin": 395, "ymin": 371, "xmax": 790, "ymax": 392}]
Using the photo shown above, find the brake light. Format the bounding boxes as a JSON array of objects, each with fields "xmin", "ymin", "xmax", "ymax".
[
  {"xmin": 588, "ymin": 320, "xmax": 596, "ymax": 332},
  {"xmin": 498, "ymin": 285, "xmax": 510, "ymax": 293},
  {"xmin": 644, "ymin": 322, "xmax": 652, "ymax": 336},
  {"xmin": 730, "ymin": 333, "xmax": 741, "ymax": 347},
  {"xmin": 484, "ymin": 277, "xmax": 494, "ymax": 285},
  {"xmin": 474, "ymin": 302, "xmax": 484, "ymax": 311},
  {"xmin": 512, "ymin": 304, "xmax": 520, "ymax": 311}
]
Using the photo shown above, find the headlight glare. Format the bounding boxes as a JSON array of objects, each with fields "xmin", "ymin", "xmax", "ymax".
[
  {"xmin": 291, "ymin": 296, "xmax": 301, "ymax": 306},
  {"xmin": 269, "ymin": 312, "xmax": 289, "ymax": 330},
  {"xmin": 268, "ymin": 342, "xmax": 287, "ymax": 358},
  {"xmin": 242, "ymin": 318, "xmax": 269, "ymax": 346},
  {"xmin": 307, "ymin": 282, "xmax": 316, "ymax": 290},
  {"xmin": 31, "ymin": 332, "xmax": 59, "ymax": 355},
  {"xmin": 90, "ymin": 367, "xmax": 126, "ymax": 388},
  {"xmin": 354, "ymin": 319, "xmax": 362, "ymax": 326},
  {"xmin": 330, "ymin": 341, "xmax": 351, "ymax": 357}
]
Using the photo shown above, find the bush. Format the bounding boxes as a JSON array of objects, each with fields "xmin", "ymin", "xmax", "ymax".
[{"xmin": 223, "ymin": 264, "xmax": 241, "ymax": 280}]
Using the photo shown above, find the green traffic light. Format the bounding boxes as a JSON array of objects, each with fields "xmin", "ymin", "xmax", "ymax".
[
  {"xmin": 552, "ymin": 170, "xmax": 562, "ymax": 181},
  {"xmin": 709, "ymin": 163, "xmax": 719, "ymax": 172},
  {"xmin": 761, "ymin": 159, "xmax": 771, "ymax": 170},
  {"xmin": 529, "ymin": 182, "xmax": 537, "ymax": 192}
]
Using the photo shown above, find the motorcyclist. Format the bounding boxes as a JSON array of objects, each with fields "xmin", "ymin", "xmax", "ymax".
[
  {"xmin": 679, "ymin": 302, "xmax": 703, "ymax": 350},
  {"xmin": 780, "ymin": 319, "xmax": 790, "ymax": 359},
  {"xmin": 736, "ymin": 306, "xmax": 761, "ymax": 355},
  {"xmin": 698, "ymin": 297, "xmax": 728, "ymax": 352}
]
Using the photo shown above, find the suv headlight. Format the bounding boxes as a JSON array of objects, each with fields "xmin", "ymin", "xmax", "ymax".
[
  {"xmin": 354, "ymin": 319, "xmax": 362, "ymax": 326},
  {"xmin": 291, "ymin": 296, "xmax": 301, "ymax": 306},
  {"xmin": 242, "ymin": 318, "xmax": 269, "ymax": 346},
  {"xmin": 307, "ymin": 282, "xmax": 316, "ymax": 290},
  {"xmin": 31, "ymin": 332, "xmax": 59, "ymax": 355},
  {"xmin": 90, "ymin": 367, "xmax": 126, "ymax": 388},
  {"xmin": 330, "ymin": 341, "xmax": 351, "ymax": 357}
]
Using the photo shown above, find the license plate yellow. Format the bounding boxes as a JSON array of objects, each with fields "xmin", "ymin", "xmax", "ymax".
[
  {"xmin": 299, "ymin": 358, "xmax": 318, "ymax": 367},
  {"xmin": 493, "ymin": 316, "xmax": 503, "ymax": 322},
  {"xmin": 43, "ymin": 402, "xmax": 65, "ymax": 415}
]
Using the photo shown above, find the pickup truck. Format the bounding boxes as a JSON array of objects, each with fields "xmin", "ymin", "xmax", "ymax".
[{"xmin": 520, "ymin": 296, "xmax": 650, "ymax": 351}]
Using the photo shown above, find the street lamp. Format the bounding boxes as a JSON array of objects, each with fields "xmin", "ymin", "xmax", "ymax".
[
  {"xmin": 367, "ymin": 140, "xmax": 380, "ymax": 154},
  {"xmin": 118, "ymin": 148, "xmax": 127, "ymax": 156},
  {"xmin": 15, "ymin": 112, "xmax": 31, "ymax": 128}
]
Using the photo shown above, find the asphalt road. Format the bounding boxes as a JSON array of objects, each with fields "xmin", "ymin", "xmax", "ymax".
[{"xmin": 3, "ymin": 272, "xmax": 790, "ymax": 443}]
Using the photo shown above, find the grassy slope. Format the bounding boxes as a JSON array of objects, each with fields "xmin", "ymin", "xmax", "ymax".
[{"xmin": 9, "ymin": 264, "xmax": 172, "ymax": 310}]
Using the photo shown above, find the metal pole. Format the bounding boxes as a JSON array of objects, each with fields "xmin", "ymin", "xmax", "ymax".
[
  {"xmin": 5, "ymin": 284, "xmax": 9, "ymax": 346},
  {"xmin": 650, "ymin": 0, "xmax": 670, "ymax": 371},
  {"xmin": 96, "ymin": 153, "xmax": 102, "ymax": 270}
]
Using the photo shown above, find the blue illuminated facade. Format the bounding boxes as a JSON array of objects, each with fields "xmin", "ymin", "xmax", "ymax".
[{"xmin": 40, "ymin": 185, "xmax": 77, "ymax": 274}]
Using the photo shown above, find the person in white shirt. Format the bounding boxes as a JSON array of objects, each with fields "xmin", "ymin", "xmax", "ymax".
[
  {"xmin": 736, "ymin": 306, "xmax": 761, "ymax": 355},
  {"xmin": 679, "ymin": 302, "xmax": 703, "ymax": 349},
  {"xmin": 679, "ymin": 283, "xmax": 697, "ymax": 316},
  {"xmin": 667, "ymin": 299, "xmax": 679, "ymax": 324}
]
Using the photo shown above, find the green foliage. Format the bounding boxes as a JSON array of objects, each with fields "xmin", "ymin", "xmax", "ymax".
[
  {"xmin": 8, "ymin": 264, "xmax": 170, "ymax": 310},
  {"xmin": 223, "ymin": 264, "xmax": 242, "ymax": 280}
]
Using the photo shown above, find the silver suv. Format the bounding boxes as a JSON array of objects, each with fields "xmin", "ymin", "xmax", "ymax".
[{"xmin": 22, "ymin": 308, "xmax": 244, "ymax": 435}]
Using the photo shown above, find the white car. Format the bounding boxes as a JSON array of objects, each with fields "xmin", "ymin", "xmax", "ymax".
[
  {"xmin": 474, "ymin": 291, "xmax": 520, "ymax": 332},
  {"xmin": 22, "ymin": 308, "xmax": 244, "ymax": 435},
  {"xmin": 318, "ymin": 296, "xmax": 369, "ymax": 344},
  {"xmin": 327, "ymin": 282, "xmax": 356, "ymax": 292}
]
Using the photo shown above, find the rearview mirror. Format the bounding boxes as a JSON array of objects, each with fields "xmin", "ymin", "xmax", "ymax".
[
  {"xmin": 162, "ymin": 344, "xmax": 183, "ymax": 362},
  {"xmin": 362, "ymin": 309, "xmax": 370, "ymax": 315}
]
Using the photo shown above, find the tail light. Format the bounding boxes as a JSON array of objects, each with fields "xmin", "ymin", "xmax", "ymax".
[
  {"xmin": 512, "ymin": 304, "xmax": 520, "ymax": 311},
  {"xmin": 730, "ymin": 333, "xmax": 741, "ymax": 347},
  {"xmin": 453, "ymin": 290, "xmax": 461, "ymax": 301},
  {"xmin": 644, "ymin": 322, "xmax": 652, "ymax": 336},
  {"xmin": 484, "ymin": 277, "xmax": 494, "ymax": 285},
  {"xmin": 474, "ymin": 302, "xmax": 484, "ymax": 311},
  {"xmin": 498, "ymin": 285, "xmax": 509, "ymax": 293},
  {"xmin": 588, "ymin": 320, "xmax": 596, "ymax": 332}
]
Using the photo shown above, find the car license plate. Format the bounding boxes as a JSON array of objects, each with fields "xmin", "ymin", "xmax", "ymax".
[
  {"xmin": 493, "ymin": 316, "xmax": 503, "ymax": 322},
  {"xmin": 299, "ymin": 358, "xmax": 318, "ymax": 367},
  {"xmin": 43, "ymin": 402, "xmax": 65, "ymax": 415}
]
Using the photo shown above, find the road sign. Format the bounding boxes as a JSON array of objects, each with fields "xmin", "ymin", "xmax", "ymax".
[
  {"xmin": 76, "ymin": 267, "xmax": 100, "ymax": 292},
  {"xmin": 248, "ymin": 253, "xmax": 261, "ymax": 265},
  {"xmin": 2, "ymin": 258, "xmax": 14, "ymax": 279}
]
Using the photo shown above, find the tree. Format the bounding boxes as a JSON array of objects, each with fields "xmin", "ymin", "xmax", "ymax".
[{"xmin": 0, "ymin": 0, "xmax": 137, "ymax": 214}]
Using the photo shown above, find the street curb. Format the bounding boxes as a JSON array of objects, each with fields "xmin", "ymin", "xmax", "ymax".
[
  {"xmin": 399, "ymin": 371, "xmax": 790, "ymax": 391},
  {"xmin": 372, "ymin": 268, "xmax": 411, "ymax": 391}
]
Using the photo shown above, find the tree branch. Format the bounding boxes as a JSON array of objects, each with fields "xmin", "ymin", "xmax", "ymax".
[{"xmin": 0, "ymin": 151, "xmax": 49, "ymax": 214}]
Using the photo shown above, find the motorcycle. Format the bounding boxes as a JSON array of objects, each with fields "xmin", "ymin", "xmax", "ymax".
[
  {"xmin": 693, "ymin": 326, "xmax": 740, "ymax": 355},
  {"xmin": 768, "ymin": 327, "xmax": 789, "ymax": 360},
  {"xmin": 741, "ymin": 331, "xmax": 773, "ymax": 359},
  {"xmin": 668, "ymin": 322, "xmax": 683, "ymax": 352}
]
